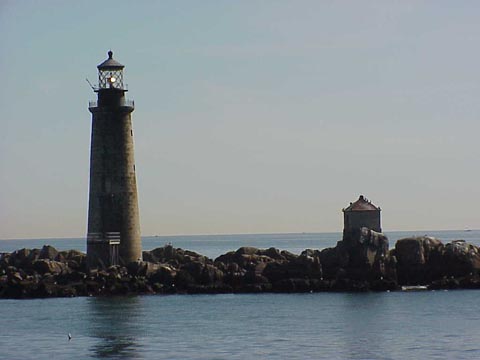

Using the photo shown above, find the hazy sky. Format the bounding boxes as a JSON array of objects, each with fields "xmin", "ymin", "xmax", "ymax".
[{"xmin": 1, "ymin": 1, "xmax": 480, "ymax": 239}]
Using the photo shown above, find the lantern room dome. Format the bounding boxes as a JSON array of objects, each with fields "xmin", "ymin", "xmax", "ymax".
[
  {"xmin": 96, "ymin": 50, "xmax": 126, "ymax": 90},
  {"xmin": 97, "ymin": 51, "xmax": 124, "ymax": 70}
]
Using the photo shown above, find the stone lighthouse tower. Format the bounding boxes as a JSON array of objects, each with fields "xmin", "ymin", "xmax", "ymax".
[{"xmin": 86, "ymin": 51, "xmax": 142, "ymax": 268}]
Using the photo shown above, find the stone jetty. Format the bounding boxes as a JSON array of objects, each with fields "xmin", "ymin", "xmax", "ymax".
[{"xmin": 2, "ymin": 229, "xmax": 480, "ymax": 298}]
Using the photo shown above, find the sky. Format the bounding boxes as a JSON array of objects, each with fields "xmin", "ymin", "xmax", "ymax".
[{"xmin": 1, "ymin": 1, "xmax": 480, "ymax": 239}]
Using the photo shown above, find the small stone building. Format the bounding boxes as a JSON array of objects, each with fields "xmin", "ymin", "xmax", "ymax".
[{"xmin": 343, "ymin": 195, "xmax": 381, "ymax": 233}]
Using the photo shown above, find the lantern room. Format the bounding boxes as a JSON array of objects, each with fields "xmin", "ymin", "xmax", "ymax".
[{"xmin": 97, "ymin": 50, "xmax": 125, "ymax": 90}]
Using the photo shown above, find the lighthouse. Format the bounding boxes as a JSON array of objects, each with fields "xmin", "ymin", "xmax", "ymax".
[{"xmin": 86, "ymin": 51, "xmax": 142, "ymax": 268}]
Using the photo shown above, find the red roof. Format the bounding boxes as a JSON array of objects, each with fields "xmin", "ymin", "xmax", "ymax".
[{"xmin": 343, "ymin": 195, "xmax": 380, "ymax": 212}]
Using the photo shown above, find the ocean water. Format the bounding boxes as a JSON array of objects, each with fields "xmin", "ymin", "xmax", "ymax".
[
  {"xmin": 1, "ymin": 291, "xmax": 480, "ymax": 359},
  {"xmin": 1, "ymin": 230, "xmax": 480, "ymax": 359}
]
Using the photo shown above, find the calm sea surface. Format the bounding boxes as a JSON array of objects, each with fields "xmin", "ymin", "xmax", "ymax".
[{"xmin": 1, "ymin": 230, "xmax": 480, "ymax": 359}]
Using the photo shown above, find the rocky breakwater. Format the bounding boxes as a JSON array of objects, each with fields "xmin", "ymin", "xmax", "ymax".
[
  {"xmin": 2, "ymin": 231, "xmax": 480, "ymax": 298},
  {"xmin": 393, "ymin": 236, "xmax": 480, "ymax": 289}
]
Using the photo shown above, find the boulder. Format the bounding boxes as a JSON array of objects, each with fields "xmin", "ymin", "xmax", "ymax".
[
  {"xmin": 214, "ymin": 251, "xmax": 236, "ymax": 265},
  {"xmin": 9, "ymin": 271, "xmax": 24, "ymax": 283},
  {"xmin": 33, "ymin": 259, "xmax": 68, "ymax": 275},
  {"xmin": 320, "ymin": 228, "xmax": 390, "ymax": 282},
  {"xmin": 235, "ymin": 247, "xmax": 259, "ymax": 256},
  {"xmin": 279, "ymin": 250, "xmax": 297, "ymax": 262},
  {"xmin": 263, "ymin": 254, "xmax": 322, "ymax": 283},
  {"xmin": 148, "ymin": 264, "xmax": 176, "ymax": 286},
  {"xmin": 56, "ymin": 249, "xmax": 86, "ymax": 263},
  {"xmin": 200, "ymin": 264, "xmax": 225, "ymax": 285},
  {"xmin": 39, "ymin": 245, "xmax": 58, "ymax": 260},
  {"xmin": 142, "ymin": 245, "xmax": 177, "ymax": 263},
  {"xmin": 260, "ymin": 247, "xmax": 284, "ymax": 260},
  {"xmin": 394, "ymin": 236, "xmax": 444, "ymax": 284},
  {"xmin": 10, "ymin": 248, "xmax": 33, "ymax": 269},
  {"xmin": 343, "ymin": 228, "xmax": 389, "ymax": 268},
  {"xmin": 222, "ymin": 261, "xmax": 247, "ymax": 289},
  {"xmin": 175, "ymin": 269, "xmax": 197, "ymax": 288},
  {"xmin": 443, "ymin": 240, "xmax": 480, "ymax": 277},
  {"xmin": 178, "ymin": 261, "xmax": 225, "ymax": 286},
  {"xmin": 0, "ymin": 253, "xmax": 11, "ymax": 271},
  {"xmin": 319, "ymin": 246, "xmax": 344, "ymax": 279},
  {"xmin": 181, "ymin": 261, "xmax": 204, "ymax": 283},
  {"xmin": 56, "ymin": 271, "xmax": 87, "ymax": 285},
  {"xmin": 301, "ymin": 249, "xmax": 321, "ymax": 258},
  {"xmin": 143, "ymin": 245, "xmax": 211, "ymax": 266},
  {"xmin": 127, "ymin": 261, "xmax": 162, "ymax": 277},
  {"xmin": 215, "ymin": 247, "xmax": 282, "ymax": 271}
]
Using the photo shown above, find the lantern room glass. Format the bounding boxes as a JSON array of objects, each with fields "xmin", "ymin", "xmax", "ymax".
[{"xmin": 98, "ymin": 69, "xmax": 124, "ymax": 90}]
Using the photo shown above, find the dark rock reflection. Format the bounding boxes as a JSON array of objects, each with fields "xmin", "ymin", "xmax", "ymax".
[{"xmin": 87, "ymin": 296, "xmax": 143, "ymax": 358}]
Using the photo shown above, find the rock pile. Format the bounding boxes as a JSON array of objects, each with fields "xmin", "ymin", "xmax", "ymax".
[
  {"xmin": 2, "ymin": 231, "xmax": 480, "ymax": 298},
  {"xmin": 393, "ymin": 237, "xmax": 480, "ymax": 289}
]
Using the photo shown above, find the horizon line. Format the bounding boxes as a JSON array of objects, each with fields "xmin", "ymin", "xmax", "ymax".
[{"xmin": 0, "ymin": 228, "xmax": 477, "ymax": 242}]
